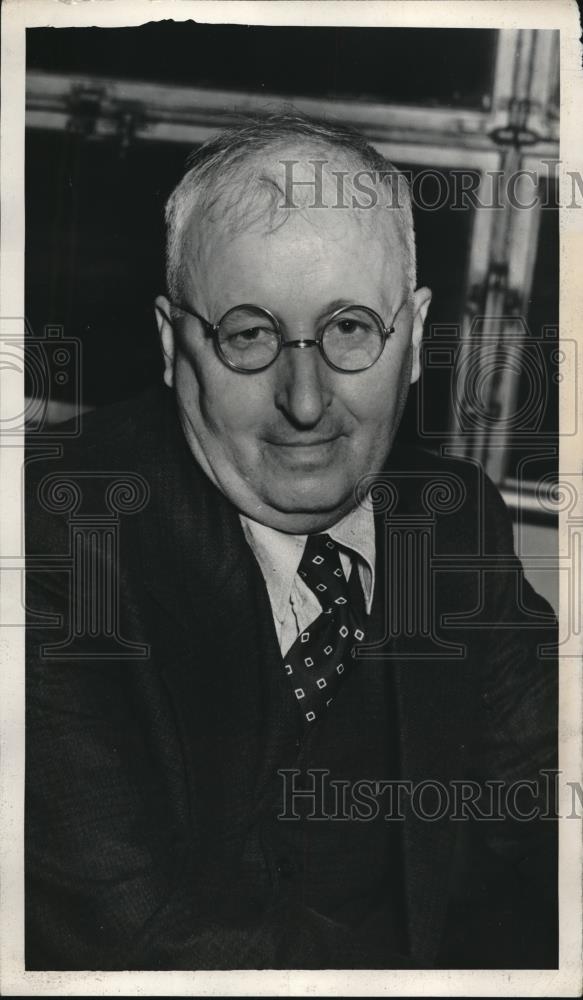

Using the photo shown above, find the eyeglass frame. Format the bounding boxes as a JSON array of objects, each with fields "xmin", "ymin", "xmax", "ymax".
[{"xmin": 164, "ymin": 298, "xmax": 409, "ymax": 374}]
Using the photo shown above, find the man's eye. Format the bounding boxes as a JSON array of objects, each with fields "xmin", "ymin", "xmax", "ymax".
[
  {"xmin": 229, "ymin": 327, "xmax": 268, "ymax": 344},
  {"xmin": 331, "ymin": 319, "xmax": 368, "ymax": 336},
  {"xmin": 338, "ymin": 320, "xmax": 361, "ymax": 334}
]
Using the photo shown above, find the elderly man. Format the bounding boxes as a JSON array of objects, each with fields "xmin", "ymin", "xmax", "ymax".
[{"xmin": 26, "ymin": 113, "xmax": 557, "ymax": 970}]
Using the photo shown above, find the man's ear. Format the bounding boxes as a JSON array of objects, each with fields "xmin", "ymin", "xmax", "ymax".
[
  {"xmin": 154, "ymin": 295, "xmax": 175, "ymax": 389},
  {"xmin": 409, "ymin": 286, "xmax": 432, "ymax": 385}
]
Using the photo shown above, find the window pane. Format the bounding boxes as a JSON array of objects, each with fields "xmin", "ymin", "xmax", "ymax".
[{"xmin": 504, "ymin": 178, "xmax": 559, "ymax": 484}]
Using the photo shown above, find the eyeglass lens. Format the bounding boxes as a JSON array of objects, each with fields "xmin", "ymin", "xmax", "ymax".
[{"xmin": 217, "ymin": 305, "xmax": 385, "ymax": 372}]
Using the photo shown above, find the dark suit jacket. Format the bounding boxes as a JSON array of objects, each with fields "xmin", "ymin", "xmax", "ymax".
[{"xmin": 25, "ymin": 386, "xmax": 558, "ymax": 970}]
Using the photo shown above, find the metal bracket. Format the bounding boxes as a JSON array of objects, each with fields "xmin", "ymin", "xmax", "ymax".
[{"xmin": 66, "ymin": 85, "xmax": 105, "ymax": 138}]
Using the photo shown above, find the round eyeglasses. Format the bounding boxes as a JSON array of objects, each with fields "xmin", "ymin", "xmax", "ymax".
[{"xmin": 168, "ymin": 301, "xmax": 399, "ymax": 373}]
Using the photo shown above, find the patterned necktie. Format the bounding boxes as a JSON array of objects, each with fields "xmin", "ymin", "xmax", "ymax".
[{"xmin": 283, "ymin": 533, "xmax": 367, "ymax": 725}]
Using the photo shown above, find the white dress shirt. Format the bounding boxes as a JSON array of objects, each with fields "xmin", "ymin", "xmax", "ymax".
[{"xmin": 240, "ymin": 504, "xmax": 376, "ymax": 657}]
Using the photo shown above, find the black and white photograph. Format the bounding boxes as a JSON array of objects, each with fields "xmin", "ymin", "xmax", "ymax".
[{"xmin": 1, "ymin": 0, "xmax": 581, "ymax": 994}]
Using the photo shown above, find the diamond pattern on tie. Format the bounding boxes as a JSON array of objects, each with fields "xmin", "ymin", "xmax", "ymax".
[{"xmin": 283, "ymin": 533, "xmax": 367, "ymax": 725}]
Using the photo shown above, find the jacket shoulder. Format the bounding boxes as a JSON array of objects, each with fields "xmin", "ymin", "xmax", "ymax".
[
  {"xmin": 25, "ymin": 387, "xmax": 185, "ymax": 553},
  {"xmin": 36, "ymin": 386, "xmax": 172, "ymax": 465},
  {"xmin": 385, "ymin": 445, "xmax": 514, "ymax": 556}
]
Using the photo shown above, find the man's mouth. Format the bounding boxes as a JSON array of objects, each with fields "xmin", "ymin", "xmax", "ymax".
[
  {"xmin": 267, "ymin": 436, "xmax": 341, "ymax": 448},
  {"xmin": 263, "ymin": 434, "xmax": 344, "ymax": 468}
]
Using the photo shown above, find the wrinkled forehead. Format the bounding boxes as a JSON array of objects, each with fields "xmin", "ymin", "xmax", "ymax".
[{"xmin": 180, "ymin": 142, "xmax": 411, "ymax": 293}]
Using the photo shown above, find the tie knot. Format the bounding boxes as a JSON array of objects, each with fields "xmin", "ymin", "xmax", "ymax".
[
  {"xmin": 298, "ymin": 533, "xmax": 348, "ymax": 610},
  {"xmin": 303, "ymin": 532, "xmax": 337, "ymax": 561}
]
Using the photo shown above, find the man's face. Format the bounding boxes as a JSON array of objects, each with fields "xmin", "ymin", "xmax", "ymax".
[{"xmin": 156, "ymin": 202, "xmax": 431, "ymax": 533}]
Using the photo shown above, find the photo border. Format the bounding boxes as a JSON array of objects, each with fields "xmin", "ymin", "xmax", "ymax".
[{"xmin": 1, "ymin": 1, "xmax": 581, "ymax": 995}]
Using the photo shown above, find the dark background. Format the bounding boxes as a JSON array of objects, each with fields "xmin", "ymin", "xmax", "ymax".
[{"xmin": 27, "ymin": 24, "xmax": 497, "ymax": 105}]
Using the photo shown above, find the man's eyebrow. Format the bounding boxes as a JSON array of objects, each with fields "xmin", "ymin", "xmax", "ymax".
[{"xmin": 314, "ymin": 299, "xmax": 360, "ymax": 322}]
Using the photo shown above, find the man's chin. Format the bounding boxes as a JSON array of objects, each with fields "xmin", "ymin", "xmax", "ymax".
[
  {"xmin": 253, "ymin": 508, "xmax": 352, "ymax": 534},
  {"xmin": 247, "ymin": 482, "xmax": 356, "ymax": 534}
]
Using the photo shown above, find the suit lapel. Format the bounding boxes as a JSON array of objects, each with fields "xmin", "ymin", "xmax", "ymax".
[
  {"xmin": 371, "ymin": 458, "xmax": 472, "ymax": 965},
  {"xmin": 393, "ymin": 648, "xmax": 469, "ymax": 964},
  {"xmin": 134, "ymin": 391, "xmax": 283, "ymax": 868}
]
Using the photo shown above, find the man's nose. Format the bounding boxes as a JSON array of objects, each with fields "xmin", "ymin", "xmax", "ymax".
[{"xmin": 274, "ymin": 344, "xmax": 333, "ymax": 427}]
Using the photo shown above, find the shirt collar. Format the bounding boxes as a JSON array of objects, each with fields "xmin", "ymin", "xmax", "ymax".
[
  {"xmin": 327, "ymin": 502, "xmax": 376, "ymax": 613},
  {"xmin": 240, "ymin": 502, "xmax": 375, "ymax": 622}
]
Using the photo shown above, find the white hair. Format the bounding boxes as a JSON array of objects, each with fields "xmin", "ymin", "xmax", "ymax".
[{"xmin": 164, "ymin": 111, "xmax": 417, "ymax": 302}]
